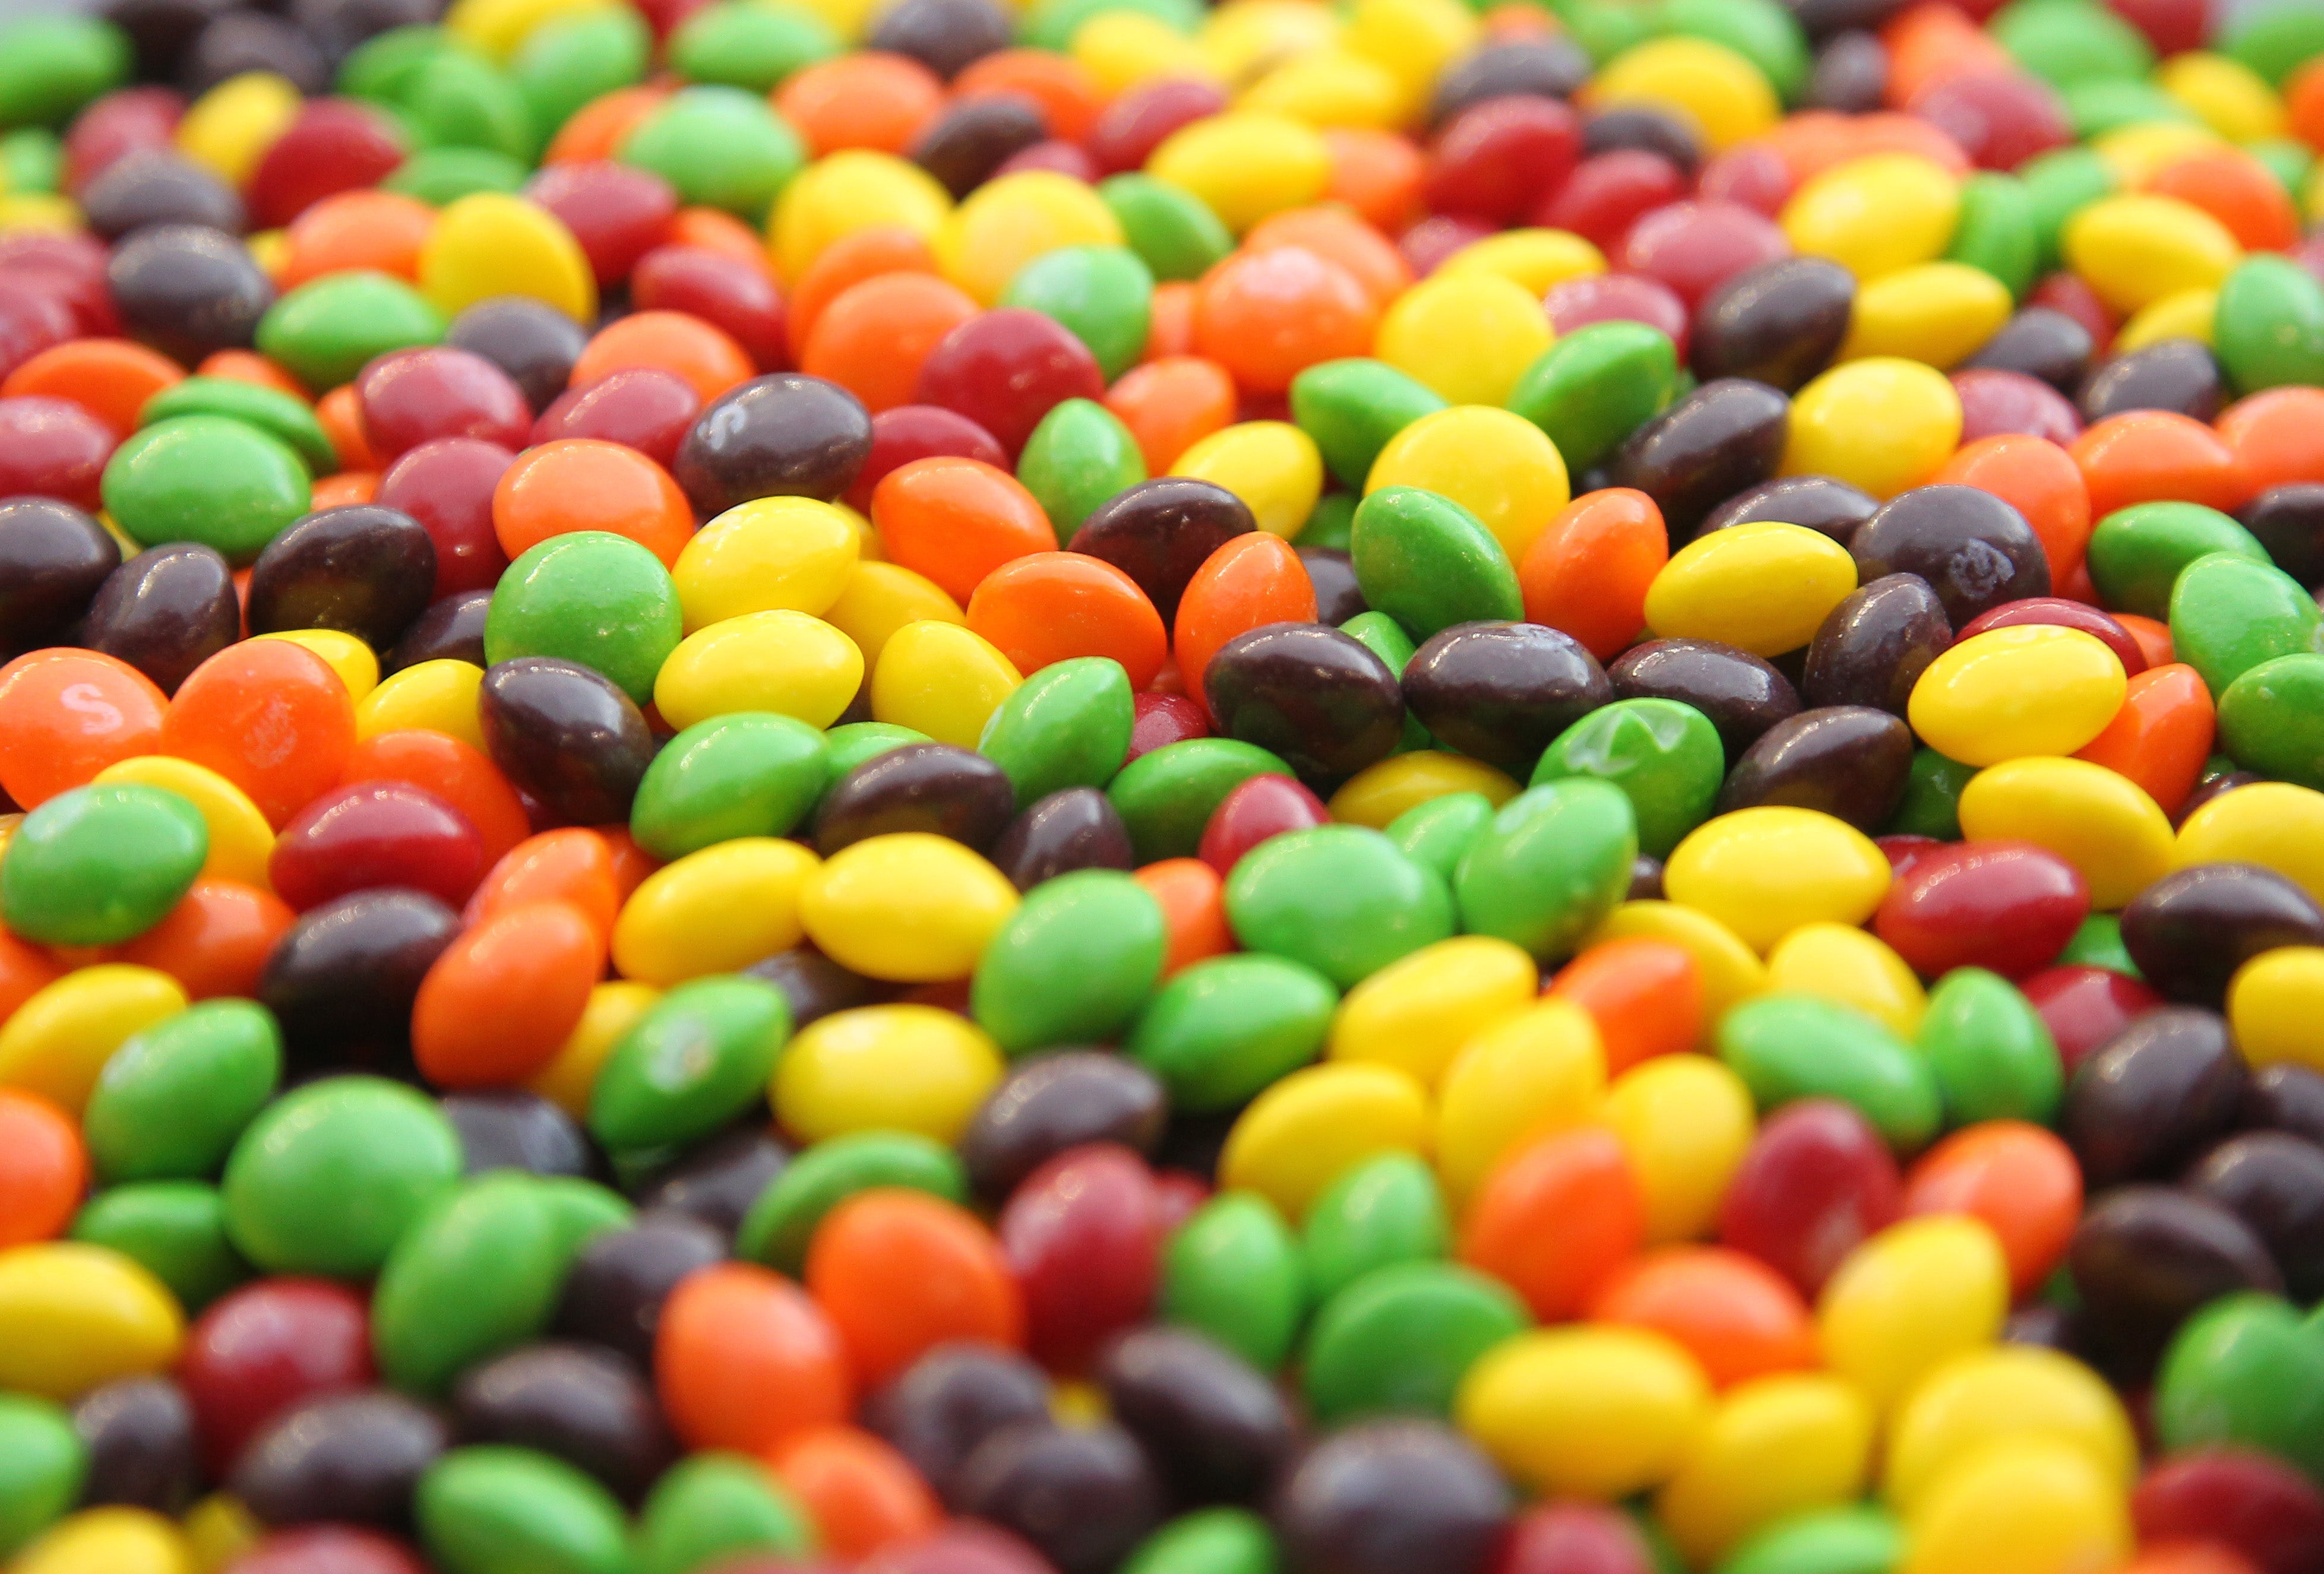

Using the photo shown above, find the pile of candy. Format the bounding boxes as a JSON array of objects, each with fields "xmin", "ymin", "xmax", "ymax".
[{"xmin": 7, "ymin": 0, "xmax": 2324, "ymax": 1567}]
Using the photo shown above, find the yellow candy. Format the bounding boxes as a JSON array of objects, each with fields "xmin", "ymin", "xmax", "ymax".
[
  {"xmin": 770, "ymin": 151, "xmax": 951, "ymax": 283},
  {"xmin": 1433, "ymin": 999, "xmax": 1607, "ymax": 1205},
  {"xmin": 181, "ymin": 1494, "xmax": 260, "ymax": 1574},
  {"xmin": 674, "ymin": 496, "xmax": 861, "ymax": 629},
  {"xmin": 1198, "ymin": 0, "xmax": 1342, "ymax": 86},
  {"xmin": 1602, "ymin": 1052, "xmax": 1757, "ymax": 1243},
  {"xmin": 800, "ymin": 832, "xmax": 1019, "ymax": 981},
  {"xmin": 1072, "ymin": 12, "xmax": 1215, "ymax": 95},
  {"xmin": 0, "ymin": 1244, "xmax": 184, "ymax": 1401},
  {"xmin": 655, "ymin": 609, "xmax": 864, "ymax": 733},
  {"xmin": 936, "ymin": 170, "xmax": 1125, "ymax": 304},
  {"xmin": 245, "ymin": 229, "xmax": 287, "ymax": 280},
  {"xmin": 1784, "ymin": 357, "xmax": 1963, "ymax": 500},
  {"xmin": 2174, "ymin": 781, "xmax": 2324, "ymax": 906},
  {"xmin": 869, "ymin": 619, "xmax": 1022, "ymax": 746},
  {"xmin": 820, "ymin": 561, "xmax": 967, "ymax": 666},
  {"xmin": 1765, "ymin": 922, "xmax": 1927, "ymax": 1037},
  {"xmin": 251, "ymin": 628, "xmax": 378, "ymax": 702},
  {"xmin": 1643, "ymin": 520, "xmax": 1857, "ymax": 657},
  {"xmin": 92, "ymin": 757, "xmax": 273, "ymax": 889},
  {"xmin": 1238, "ymin": 51, "xmax": 1406, "ymax": 129},
  {"xmin": 774, "ymin": 1003, "xmax": 1005, "ymax": 1144},
  {"xmin": 1956, "ymin": 756, "xmax": 2173, "ymax": 910},
  {"xmin": 2094, "ymin": 121, "xmax": 2225, "ymax": 188},
  {"xmin": 1899, "ymin": 1437, "xmax": 2132, "ymax": 1574},
  {"xmin": 1365, "ymin": 405, "xmax": 1569, "ymax": 563},
  {"xmin": 175, "ymin": 73, "xmax": 300, "ymax": 186},
  {"xmin": 1372, "ymin": 272, "xmax": 1555, "ymax": 408},
  {"xmin": 0, "ymin": 966, "xmax": 186, "ymax": 1117},
  {"xmin": 0, "ymin": 195, "xmax": 83, "ymax": 235},
  {"xmin": 444, "ymin": 0, "xmax": 612, "ymax": 56},
  {"xmin": 10, "ymin": 1508, "xmax": 192, "ymax": 1574},
  {"xmin": 355, "ymin": 658, "xmax": 486, "ymax": 752},
  {"xmin": 1327, "ymin": 935, "xmax": 1539, "ymax": 1088},
  {"xmin": 1218, "ymin": 1060, "xmax": 1431, "ymax": 1218},
  {"xmin": 418, "ymin": 193, "xmax": 597, "ymax": 324},
  {"xmin": 2061, "ymin": 192, "xmax": 2243, "ymax": 315},
  {"xmin": 1326, "ymin": 751, "xmax": 1521, "ymax": 828},
  {"xmin": 2115, "ymin": 286, "xmax": 2218, "ymax": 351},
  {"xmin": 1340, "ymin": 0, "xmax": 1479, "ymax": 119},
  {"xmin": 1884, "ymin": 1345, "xmax": 2136, "ymax": 1510},
  {"xmin": 1457, "ymin": 1325, "xmax": 1713, "ymax": 1498},
  {"xmin": 1817, "ymin": 1215, "xmax": 2008, "ymax": 1413},
  {"xmin": 1438, "ymin": 228, "xmax": 1606, "ymax": 297},
  {"xmin": 528, "ymin": 980, "xmax": 660, "ymax": 1117},
  {"xmin": 2155, "ymin": 52, "xmax": 2287, "ymax": 144},
  {"xmin": 1665, "ymin": 807, "xmax": 1891, "ymax": 955},
  {"xmin": 1839, "ymin": 261, "xmax": 2013, "ymax": 369},
  {"xmin": 1586, "ymin": 36, "xmax": 1779, "ymax": 152},
  {"xmin": 611, "ymin": 838, "xmax": 818, "ymax": 986},
  {"xmin": 1173, "ymin": 420, "xmax": 1324, "ymax": 539},
  {"xmin": 1908, "ymin": 626, "xmax": 2127, "ymax": 768},
  {"xmin": 1585, "ymin": 900, "xmax": 1768, "ymax": 1035},
  {"xmin": 2229, "ymin": 946, "xmax": 2324, "ymax": 1072},
  {"xmin": 1781, "ymin": 153, "xmax": 1963, "ymax": 281},
  {"xmin": 1655, "ymin": 1374, "xmax": 1875, "ymax": 1566}
]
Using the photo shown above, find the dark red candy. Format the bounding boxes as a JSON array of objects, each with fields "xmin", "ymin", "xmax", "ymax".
[
  {"xmin": 998, "ymin": 1143, "xmax": 1161, "ymax": 1375},
  {"xmin": 1956, "ymin": 596, "xmax": 2146, "ymax": 674},
  {"xmin": 1716, "ymin": 1098, "xmax": 1902, "ymax": 1297},
  {"xmin": 0, "ymin": 231, "xmax": 120, "ymax": 338},
  {"xmin": 1086, "ymin": 78, "xmax": 1227, "ymax": 175},
  {"xmin": 1618, "ymin": 199, "xmax": 1791, "ymax": 310},
  {"xmin": 633, "ymin": 245, "xmax": 788, "ymax": 372},
  {"xmin": 996, "ymin": 141, "xmax": 1097, "ymax": 183},
  {"xmin": 1399, "ymin": 216, "xmax": 1497, "ymax": 277},
  {"xmin": 1873, "ymin": 839, "xmax": 2089, "ymax": 979},
  {"xmin": 532, "ymin": 368, "xmax": 700, "ymax": 471},
  {"xmin": 1876, "ymin": 834, "xmax": 1943, "ymax": 876},
  {"xmin": 1424, "ymin": 95, "xmax": 1580, "ymax": 224},
  {"xmin": 858, "ymin": 1522, "xmax": 1065, "ymax": 1574},
  {"xmin": 2131, "ymin": 1449, "xmax": 2324, "ymax": 1574},
  {"xmin": 846, "ymin": 404, "xmax": 1011, "ymax": 512},
  {"xmin": 2021, "ymin": 964, "xmax": 2167, "ymax": 1074},
  {"xmin": 1542, "ymin": 271, "xmax": 1690, "ymax": 358},
  {"xmin": 357, "ymin": 347, "xmax": 532, "ymax": 461},
  {"xmin": 525, "ymin": 160, "xmax": 679, "ymax": 288},
  {"xmin": 178, "ymin": 1278, "xmax": 374, "ymax": 1477},
  {"xmin": 1127, "ymin": 692, "xmax": 1210, "ymax": 762},
  {"xmin": 244, "ymin": 98, "xmax": 406, "ymax": 230},
  {"xmin": 1907, "ymin": 69, "xmax": 2071, "ymax": 171},
  {"xmin": 226, "ymin": 1527, "xmax": 431, "ymax": 1574},
  {"xmin": 0, "ymin": 394, "xmax": 113, "ymax": 510},
  {"xmin": 62, "ymin": 87, "xmax": 182, "ymax": 196},
  {"xmin": 1952, "ymin": 366, "xmax": 2082, "ymax": 446},
  {"xmin": 375, "ymin": 438, "xmax": 514, "ymax": 598},
  {"xmin": 1696, "ymin": 142, "xmax": 1795, "ymax": 216},
  {"xmin": 268, "ymin": 781, "xmax": 488, "ymax": 913},
  {"xmin": 915, "ymin": 307, "xmax": 1105, "ymax": 460},
  {"xmin": 1535, "ymin": 150, "xmax": 1686, "ymax": 254},
  {"xmin": 1495, "ymin": 1502, "xmax": 1658, "ymax": 1574},
  {"xmin": 0, "ymin": 275, "xmax": 77, "ymax": 381},
  {"xmin": 1197, "ymin": 772, "xmax": 1330, "ymax": 877}
]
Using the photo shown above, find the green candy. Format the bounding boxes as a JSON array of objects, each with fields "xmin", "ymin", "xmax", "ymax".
[
  {"xmin": 1660, "ymin": 0, "xmax": 1809, "ymax": 102},
  {"xmin": 511, "ymin": 9, "xmax": 650, "ymax": 138},
  {"xmin": 1883, "ymin": 748, "xmax": 1976, "ymax": 841},
  {"xmin": 418, "ymin": 1446, "xmax": 631, "ymax": 1574},
  {"xmin": 635, "ymin": 1453, "xmax": 817, "ymax": 1574},
  {"xmin": 101, "ymin": 416, "xmax": 313, "ymax": 565},
  {"xmin": 2252, "ymin": 138, "xmax": 2316, "ymax": 199},
  {"xmin": 737, "ymin": 1129, "xmax": 967, "ymax": 1274},
  {"xmin": 2018, "ymin": 147, "xmax": 2118, "ymax": 274},
  {"xmin": 2155, "ymin": 1292, "xmax": 2324, "ymax": 1478},
  {"xmin": 1944, "ymin": 172, "xmax": 2039, "ymax": 300},
  {"xmin": 1162, "ymin": 1190, "xmax": 1305, "ymax": 1372},
  {"xmin": 980, "ymin": 656, "xmax": 1136, "ymax": 809},
  {"xmin": 1991, "ymin": 0, "xmax": 2152, "ymax": 87},
  {"xmin": 1715, "ymin": 1506, "xmax": 1905, "ymax": 1574},
  {"xmin": 2219, "ymin": 653, "xmax": 2324, "ymax": 790},
  {"xmin": 1290, "ymin": 359, "xmax": 1448, "ymax": 492},
  {"xmin": 0, "ymin": 129, "xmax": 61, "ymax": 195},
  {"xmin": 665, "ymin": 2, "xmax": 841, "ymax": 92},
  {"xmin": 383, "ymin": 146, "xmax": 530, "ymax": 204},
  {"xmin": 2169, "ymin": 550, "xmax": 2323, "ymax": 697},
  {"xmin": 223, "ymin": 1076, "xmax": 463, "ymax": 1278},
  {"xmin": 631, "ymin": 711, "xmax": 830, "ymax": 860},
  {"xmin": 1108, "ymin": 739, "xmax": 1292, "ymax": 862},
  {"xmin": 1302, "ymin": 1152, "xmax": 1450, "ymax": 1306},
  {"xmin": 71, "ymin": 1182, "xmax": 251, "ymax": 1313},
  {"xmin": 340, "ymin": 26, "xmax": 467, "ymax": 102},
  {"xmin": 1506, "ymin": 321, "xmax": 1680, "ymax": 475},
  {"xmin": 1017, "ymin": 0, "xmax": 1201, "ymax": 50},
  {"xmin": 1006, "ymin": 249, "xmax": 1156, "ymax": 383},
  {"xmin": 1531, "ymin": 697, "xmax": 1723, "ymax": 860},
  {"xmin": 1123, "ymin": 1508, "xmax": 1281, "ymax": 1574},
  {"xmin": 1339, "ymin": 611, "xmax": 1433, "ymax": 753},
  {"xmin": 1564, "ymin": 0, "xmax": 1657, "ymax": 62},
  {"xmin": 140, "ymin": 378, "xmax": 336, "ymax": 476},
  {"xmin": 2217, "ymin": 255, "xmax": 2324, "ymax": 394},
  {"xmin": 1302, "ymin": 1261, "xmax": 1528, "ymax": 1424},
  {"xmin": 1454, "ymin": 779, "xmax": 1637, "ymax": 965},
  {"xmin": 372, "ymin": 1175, "xmax": 565, "ymax": 1395},
  {"xmin": 486, "ymin": 531, "xmax": 682, "ymax": 705},
  {"xmin": 0, "ymin": 783, "xmax": 207, "ymax": 948},
  {"xmin": 621, "ymin": 85, "xmax": 804, "ymax": 220},
  {"xmin": 1916, "ymin": 967, "xmax": 2063, "ymax": 1126},
  {"xmin": 0, "ymin": 1395, "xmax": 82, "ymax": 1558},
  {"xmin": 590, "ymin": 977, "xmax": 791, "ymax": 1152},
  {"xmin": 2058, "ymin": 913, "xmax": 2139, "ymax": 977},
  {"xmin": 1100, "ymin": 175, "xmax": 1235, "ymax": 284},
  {"xmin": 404, "ymin": 50, "xmax": 536, "ymax": 161},
  {"xmin": 83, "ymin": 999, "xmax": 282, "ymax": 1185},
  {"xmin": 2061, "ymin": 78, "xmax": 2197, "ymax": 139},
  {"xmin": 1349, "ymin": 486, "xmax": 1523, "ymax": 641},
  {"xmin": 1384, "ymin": 790, "xmax": 1494, "ymax": 883},
  {"xmin": 2226, "ymin": 0, "xmax": 2324, "ymax": 83},
  {"xmin": 533, "ymin": 1177, "xmax": 633, "ymax": 1263},
  {"xmin": 1224, "ymin": 825, "xmax": 1455, "ymax": 990},
  {"xmin": 1128, "ymin": 953, "xmax": 1336, "ymax": 1111},
  {"xmin": 822, "ymin": 721, "xmax": 931, "ymax": 785},
  {"xmin": 1718, "ymin": 995, "xmax": 1942, "ymax": 1152},
  {"xmin": 1298, "ymin": 492, "xmax": 1357, "ymax": 551},
  {"xmin": 1017, "ymin": 398, "xmax": 1147, "ymax": 540},
  {"xmin": 258, "ymin": 270, "xmax": 446, "ymax": 392},
  {"xmin": 973, "ymin": 870, "xmax": 1166, "ymax": 1054},
  {"xmin": 0, "ymin": 15, "xmax": 130, "ymax": 128},
  {"xmin": 2084, "ymin": 501, "xmax": 2268, "ymax": 620}
]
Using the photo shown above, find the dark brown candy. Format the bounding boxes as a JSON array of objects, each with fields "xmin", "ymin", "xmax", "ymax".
[
  {"xmin": 866, "ymin": 1343, "xmax": 1055, "ymax": 1507},
  {"xmin": 1273, "ymin": 1420, "xmax": 1510, "ymax": 1574},
  {"xmin": 2243, "ymin": 1063, "xmax": 2324, "ymax": 1148},
  {"xmin": 81, "ymin": 150, "xmax": 244, "ymax": 240},
  {"xmin": 180, "ymin": 11, "xmax": 330, "ymax": 95},
  {"xmin": 673, "ymin": 373, "xmax": 874, "ymax": 517},
  {"xmin": 441, "ymin": 1090, "xmax": 602, "ymax": 1180},
  {"xmin": 1713, "ymin": 705, "xmax": 1915, "ymax": 831},
  {"xmin": 1800, "ymin": 573, "xmax": 1952, "ymax": 715},
  {"xmin": 1804, "ymin": 30, "xmax": 1887, "ymax": 112},
  {"xmin": 1403, "ymin": 621, "xmax": 1608, "ymax": 775},
  {"xmin": 1699, "ymin": 474, "xmax": 1882, "ymax": 546},
  {"xmin": 258, "ymin": 889, "xmax": 459, "ymax": 1073},
  {"xmin": 2186, "ymin": 1131, "xmax": 2324, "ymax": 1302},
  {"xmin": 2067, "ymin": 1185, "xmax": 2283, "ymax": 1377},
  {"xmin": 553, "ymin": 1211, "xmax": 728, "ymax": 1368},
  {"xmin": 479, "ymin": 656, "xmax": 656, "ymax": 828},
  {"xmin": 0, "ymin": 498, "xmax": 117, "ymax": 654},
  {"xmin": 451, "ymin": 1342, "xmax": 676, "ymax": 1502},
  {"xmin": 992, "ymin": 787, "xmax": 1138, "ymax": 891},
  {"xmin": 385, "ymin": 590, "xmax": 493, "ymax": 674},
  {"xmin": 744, "ymin": 946, "xmax": 897, "ymax": 1029},
  {"xmin": 630, "ymin": 1126, "xmax": 790, "ymax": 1243},
  {"xmin": 912, "ymin": 95, "xmax": 1049, "ymax": 199},
  {"xmin": 2120, "ymin": 863, "xmax": 2324, "ymax": 1006},
  {"xmin": 1070, "ymin": 478, "xmax": 1255, "ymax": 626},
  {"xmin": 1429, "ymin": 39, "xmax": 1592, "ymax": 124},
  {"xmin": 2062, "ymin": 1006, "xmax": 2248, "ymax": 1188},
  {"xmin": 952, "ymin": 1420, "xmax": 1164, "ymax": 1574},
  {"xmin": 1099, "ymin": 1326, "xmax": 1295, "ymax": 1505},
  {"xmin": 1962, "ymin": 306, "xmax": 2095, "ymax": 392},
  {"xmin": 106, "ymin": 223, "xmax": 274, "ymax": 365},
  {"xmin": 80, "ymin": 542, "xmax": 241, "ymax": 695},
  {"xmin": 865, "ymin": 0, "xmax": 1011, "ymax": 78},
  {"xmin": 1299, "ymin": 546, "xmax": 1367, "ymax": 625},
  {"xmin": 1606, "ymin": 378, "xmax": 1790, "ymax": 538},
  {"xmin": 2237, "ymin": 482, "xmax": 2324, "ymax": 590},
  {"xmin": 1849, "ymin": 484, "xmax": 2050, "ymax": 628},
  {"xmin": 445, "ymin": 297, "xmax": 590, "ymax": 416},
  {"xmin": 229, "ymin": 1390, "xmax": 450, "ymax": 1528},
  {"xmin": 2078, "ymin": 338, "xmax": 2224, "ymax": 424},
  {"xmin": 1690, "ymin": 258, "xmax": 1855, "ymax": 392},
  {"xmin": 1608, "ymin": 637, "xmax": 1800, "ymax": 764},
  {"xmin": 961, "ymin": 1052, "xmax": 1169, "ymax": 1203},
  {"xmin": 1581, "ymin": 105, "xmax": 1700, "ymax": 174},
  {"xmin": 246, "ymin": 505, "xmax": 437, "ymax": 648},
  {"xmin": 1206, "ymin": 622, "xmax": 1405, "ymax": 782},
  {"xmin": 815, "ymin": 743, "xmax": 1019, "ymax": 856},
  {"xmin": 72, "ymin": 1376, "xmax": 200, "ymax": 1514}
]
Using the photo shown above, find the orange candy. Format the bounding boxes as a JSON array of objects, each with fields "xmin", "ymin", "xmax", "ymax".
[
  {"xmin": 966, "ymin": 552, "xmax": 1169, "ymax": 688},
  {"xmin": 1547, "ymin": 936, "xmax": 1703, "ymax": 1070},
  {"xmin": 802, "ymin": 271, "xmax": 981, "ymax": 413},
  {"xmin": 572, "ymin": 309, "xmax": 756, "ymax": 403},
  {"xmin": 2071, "ymin": 410, "xmax": 2250, "ymax": 518},
  {"xmin": 1880, "ymin": 4, "xmax": 2012, "ymax": 110},
  {"xmin": 0, "ymin": 648, "xmax": 168, "ymax": 808},
  {"xmin": 1193, "ymin": 245, "xmax": 1379, "ymax": 396},
  {"xmin": 656, "ymin": 1262, "xmax": 853, "ymax": 1453},
  {"xmin": 871, "ymin": 455, "xmax": 1057, "ymax": 603},
  {"xmin": 776, "ymin": 53, "xmax": 948, "ymax": 157},
  {"xmin": 2116, "ymin": 612, "xmax": 2174, "ymax": 669},
  {"xmin": 1323, "ymin": 128, "xmax": 1427, "ymax": 233},
  {"xmin": 0, "ymin": 932, "xmax": 64, "ymax": 1022},
  {"xmin": 115, "ymin": 879, "xmax": 295, "ymax": 1001},
  {"xmin": 1244, "ymin": 207, "xmax": 1413, "ymax": 309},
  {"xmin": 1902, "ymin": 1120, "xmax": 2083, "ymax": 1297},
  {"xmin": 2290, "ymin": 54, "xmax": 2324, "ymax": 153},
  {"xmin": 464, "ymin": 828, "xmax": 624, "ymax": 948},
  {"xmin": 310, "ymin": 471, "xmax": 379, "ymax": 509},
  {"xmin": 1586, "ymin": 1246, "xmax": 1818, "ymax": 1388},
  {"xmin": 805, "ymin": 1189, "xmax": 1026, "ymax": 1388},
  {"xmin": 0, "ymin": 1090, "xmax": 87, "ymax": 1249},
  {"xmin": 2145, "ymin": 148, "xmax": 2300, "ymax": 253},
  {"xmin": 159, "ymin": 639, "xmax": 356, "ymax": 828},
  {"xmin": 277, "ymin": 191, "xmax": 436, "ymax": 289},
  {"xmin": 195, "ymin": 350, "xmax": 309, "ymax": 399},
  {"xmin": 341, "ymin": 729, "xmax": 532, "ymax": 869},
  {"xmin": 600, "ymin": 825, "xmax": 662, "ymax": 901},
  {"xmin": 1934, "ymin": 432, "xmax": 2094, "ymax": 587},
  {"xmin": 1460, "ymin": 1126, "xmax": 1644, "ymax": 1322},
  {"xmin": 2116, "ymin": 1548, "xmax": 2260, "ymax": 1574},
  {"xmin": 1144, "ymin": 280, "xmax": 1197, "ymax": 361},
  {"xmin": 1103, "ymin": 356, "xmax": 1237, "ymax": 474},
  {"xmin": 1133, "ymin": 857, "xmax": 1234, "ymax": 977},
  {"xmin": 2, "ymin": 338, "xmax": 186, "ymax": 437},
  {"xmin": 765, "ymin": 1426, "xmax": 943, "ymax": 1562},
  {"xmin": 412, "ymin": 900, "xmax": 603, "ymax": 1088},
  {"xmin": 317, "ymin": 383, "xmax": 380, "ymax": 471},
  {"xmin": 2217, "ymin": 386, "xmax": 2324, "ymax": 494},
  {"xmin": 1171, "ymin": 533, "xmax": 1317, "ymax": 711},
  {"xmin": 955, "ymin": 50, "xmax": 1105, "ymax": 143},
  {"xmin": 668, "ymin": 208, "xmax": 772, "ymax": 276},
  {"xmin": 2073, "ymin": 661, "xmax": 2215, "ymax": 817},
  {"xmin": 1519, "ymin": 488, "xmax": 1669, "ymax": 662},
  {"xmin": 785, "ymin": 226, "xmax": 941, "ymax": 357},
  {"xmin": 545, "ymin": 85, "xmax": 671, "ymax": 166},
  {"xmin": 492, "ymin": 438, "xmax": 696, "ymax": 566}
]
